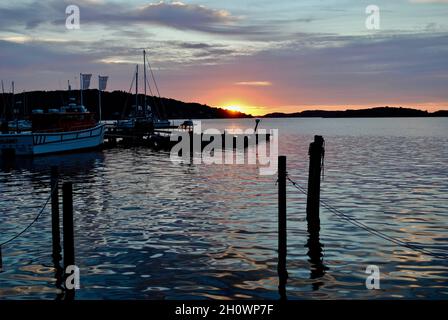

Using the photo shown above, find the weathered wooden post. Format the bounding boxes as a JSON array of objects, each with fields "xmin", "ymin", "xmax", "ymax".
[
  {"xmin": 51, "ymin": 166, "xmax": 61, "ymax": 261},
  {"xmin": 62, "ymin": 182, "xmax": 75, "ymax": 300},
  {"xmin": 278, "ymin": 155, "xmax": 288, "ymax": 300},
  {"xmin": 306, "ymin": 135, "xmax": 325, "ymax": 232},
  {"xmin": 51, "ymin": 166, "xmax": 64, "ymax": 299},
  {"xmin": 305, "ymin": 136, "xmax": 327, "ymax": 290}
]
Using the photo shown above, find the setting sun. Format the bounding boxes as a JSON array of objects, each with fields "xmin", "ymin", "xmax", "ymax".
[
  {"xmin": 223, "ymin": 105, "xmax": 245, "ymax": 113},
  {"xmin": 219, "ymin": 101, "xmax": 263, "ymax": 115}
]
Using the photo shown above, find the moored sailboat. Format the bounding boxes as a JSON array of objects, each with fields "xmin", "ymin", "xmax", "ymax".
[{"xmin": 117, "ymin": 50, "xmax": 171, "ymax": 131}]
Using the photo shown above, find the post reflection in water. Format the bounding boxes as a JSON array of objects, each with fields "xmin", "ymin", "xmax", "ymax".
[
  {"xmin": 305, "ymin": 224, "xmax": 328, "ymax": 291},
  {"xmin": 52, "ymin": 241, "xmax": 64, "ymax": 301}
]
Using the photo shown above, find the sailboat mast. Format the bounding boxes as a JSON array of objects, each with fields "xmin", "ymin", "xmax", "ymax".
[
  {"xmin": 23, "ymin": 91, "xmax": 26, "ymax": 116},
  {"xmin": 135, "ymin": 65, "xmax": 138, "ymax": 110},
  {"xmin": 11, "ymin": 81, "xmax": 15, "ymax": 118},
  {"xmin": 143, "ymin": 50, "xmax": 147, "ymax": 115},
  {"xmin": 1, "ymin": 80, "xmax": 5, "ymax": 119},
  {"xmin": 12, "ymin": 81, "xmax": 18, "ymax": 131}
]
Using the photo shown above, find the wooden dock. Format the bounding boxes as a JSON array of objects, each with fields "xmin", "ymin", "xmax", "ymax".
[{"xmin": 103, "ymin": 121, "xmax": 271, "ymax": 151}]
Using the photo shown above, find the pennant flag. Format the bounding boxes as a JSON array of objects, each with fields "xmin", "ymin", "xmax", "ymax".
[
  {"xmin": 98, "ymin": 76, "xmax": 108, "ymax": 91},
  {"xmin": 81, "ymin": 73, "xmax": 92, "ymax": 90}
]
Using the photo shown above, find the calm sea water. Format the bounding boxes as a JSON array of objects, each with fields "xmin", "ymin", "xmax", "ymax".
[{"xmin": 0, "ymin": 118, "xmax": 447, "ymax": 300}]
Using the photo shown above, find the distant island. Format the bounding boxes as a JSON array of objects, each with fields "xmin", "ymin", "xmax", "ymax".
[
  {"xmin": 1, "ymin": 91, "xmax": 447, "ymax": 119},
  {"xmin": 263, "ymin": 106, "xmax": 448, "ymax": 118},
  {"xmin": 0, "ymin": 90, "xmax": 250, "ymax": 119}
]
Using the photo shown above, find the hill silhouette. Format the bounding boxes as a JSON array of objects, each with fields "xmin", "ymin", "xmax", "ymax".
[
  {"xmin": 2, "ymin": 92, "xmax": 447, "ymax": 120},
  {"xmin": 0, "ymin": 90, "xmax": 250, "ymax": 120},
  {"xmin": 263, "ymin": 106, "xmax": 448, "ymax": 118}
]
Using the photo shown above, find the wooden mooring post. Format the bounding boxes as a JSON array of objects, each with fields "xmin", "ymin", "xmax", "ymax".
[
  {"xmin": 51, "ymin": 166, "xmax": 61, "ymax": 261},
  {"xmin": 305, "ymin": 136, "xmax": 327, "ymax": 289},
  {"xmin": 62, "ymin": 181, "xmax": 75, "ymax": 300},
  {"xmin": 277, "ymin": 155, "xmax": 288, "ymax": 300},
  {"xmin": 50, "ymin": 166, "xmax": 64, "ymax": 299},
  {"xmin": 306, "ymin": 135, "xmax": 325, "ymax": 232}
]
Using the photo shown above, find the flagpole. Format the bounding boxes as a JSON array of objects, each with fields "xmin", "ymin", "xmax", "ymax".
[
  {"xmin": 135, "ymin": 65, "xmax": 138, "ymax": 111},
  {"xmin": 80, "ymin": 73, "xmax": 83, "ymax": 106},
  {"xmin": 98, "ymin": 76, "xmax": 102, "ymax": 122}
]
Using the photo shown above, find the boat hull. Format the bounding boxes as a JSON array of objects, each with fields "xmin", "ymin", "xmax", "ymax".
[{"xmin": 0, "ymin": 124, "xmax": 105, "ymax": 156}]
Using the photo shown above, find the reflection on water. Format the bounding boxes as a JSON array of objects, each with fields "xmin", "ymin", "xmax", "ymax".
[
  {"xmin": 0, "ymin": 118, "xmax": 447, "ymax": 299},
  {"xmin": 306, "ymin": 227, "xmax": 328, "ymax": 292}
]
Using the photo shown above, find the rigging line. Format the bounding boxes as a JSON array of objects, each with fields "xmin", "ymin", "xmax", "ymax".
[
  {"xmin": 144, "ymin": 74, "xmax": 161, "ymax": 119},
  {"xmin": 145, "ymin": 59, "xmax": 168, "ymax": 119},
  {"xmin": 121, "ymin": 69, "xmax": 136, "ymax": 120},
  {"xmin": 146, "ymin": 60, "xmax": 163, "ymax": 103},
  {"xmin": 286, "ymin": 176, "xmax": 448, "ymax": 260},
  {"xmin": 145, "ymin": 76, "xmax": 156, "ymax": 103},
  {"xmin": 0, "ymin": 184, "xmax": 57, "ymax": 247}
]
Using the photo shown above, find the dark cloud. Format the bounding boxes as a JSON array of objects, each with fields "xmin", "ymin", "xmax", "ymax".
[
  {"xmin": 0, "ymin": 1, "xmax": 48, "ymax": 30},
  {"xmin": 164, "ymin": 41, "xmax": 235, "ymax": 59},
  {"xmin": 192, "ymin": 48, "xmax": 234, "ymax": 58},
  {"xmin": 131, "ymin": 2, "xmax": 234, "ymax": 28},
  {"xmin": 0, "ymin": 1, "xmax": 278, "ymax": 37},
  {"xmin": 0, "ymin": 39, "xmax": 100, "ymax": 71},
  {"xmin": 80, "ymin": 1, "xmax": 278, "ymax": 37},
  {"xmin": 168, "ymin": 41, "xmax": 221, "ymax": 50}
]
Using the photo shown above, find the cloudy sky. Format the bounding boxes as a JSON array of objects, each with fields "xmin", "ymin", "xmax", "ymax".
[{"xmin": 0, "ymin": 0, "xmax": 447, "ymax": 115}]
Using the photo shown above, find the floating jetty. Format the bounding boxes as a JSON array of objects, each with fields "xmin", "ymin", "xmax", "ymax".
[{"xmin": 103, "ymin": 119, "xmax": 271, "ymax": 151}]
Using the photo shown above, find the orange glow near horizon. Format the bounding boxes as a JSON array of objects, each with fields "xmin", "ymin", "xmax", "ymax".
[
  {"xmin": 219, "ymin": 100, "xmax": 264, "ymax": 115},
  {"xmin": 214, "ymin": 101, "xmax": 448, "ymax": 116},
  {"xmin": 198, "ymin": 81, "xmax": 448, "ymax": 115},
  {"xmin": 193, "ymin": 86, "xmax": 448, "ymax": 116},
  {"xmin": 223, "ymin": 105, "xmax": 245, "ymax": 113}
]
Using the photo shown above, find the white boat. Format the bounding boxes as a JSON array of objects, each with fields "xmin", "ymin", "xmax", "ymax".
[{"xmin": 0, "ymin": 104, "xmax": 105, "ymax": 156}]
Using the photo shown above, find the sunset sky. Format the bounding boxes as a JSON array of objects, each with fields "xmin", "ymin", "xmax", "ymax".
[{"xmin": 0, "ymin": 0, "xmax": 447, "ymax": 115}]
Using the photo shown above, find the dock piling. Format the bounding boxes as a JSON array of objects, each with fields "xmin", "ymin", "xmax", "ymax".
[
  {"xmin": 51, "ymin": 166, "xmax": 64, "ymax": 299},
  {"xmin": 305, "ymin": 136, "xmax": 327, "ymax": 289},
  {"xmin": 278, "ymin": 155, "xmax": 288, "ymax": 299},
  {"xmin": 306, "ymin": 135, "xmax": 325, "ymax": 232},
  {"xmin": 62, "ymin": 182, "xmax": 75, "ymax": 299},
  {"xmin": 51, "ymin": 166, "xmax": 61, "ymax": 261}
]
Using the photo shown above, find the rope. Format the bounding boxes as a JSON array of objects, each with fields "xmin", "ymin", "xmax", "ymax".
[
  {"xmin": 286, "ymin": 176, "xmax": 448, "ymax": 260},
  {"xmin": 0, "ymin": 184, "xmax": 56, "ymax": 247}
]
